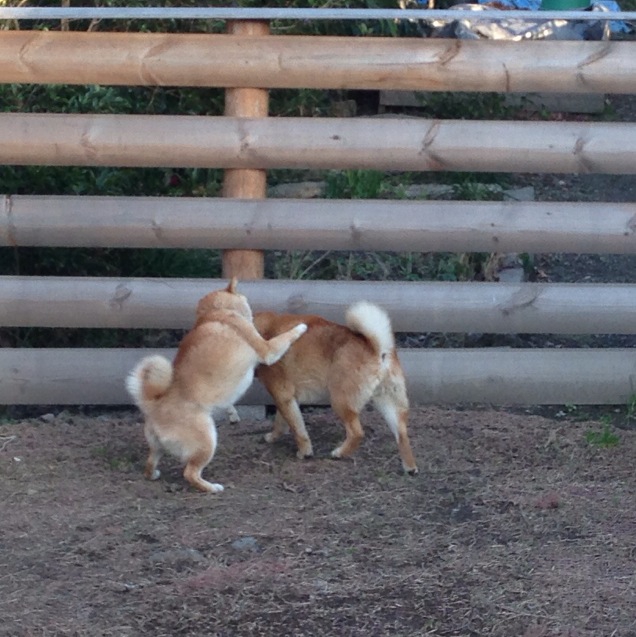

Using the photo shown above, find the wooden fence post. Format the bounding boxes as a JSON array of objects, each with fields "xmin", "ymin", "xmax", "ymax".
[{"xmin": 221, "ymin": 20, "xmax": 269, "ymax": 280}]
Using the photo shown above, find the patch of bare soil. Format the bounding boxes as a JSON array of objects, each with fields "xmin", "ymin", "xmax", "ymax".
[{"xmin": 2, "ymin": 406, "xmax": 636, "ymax": 637}]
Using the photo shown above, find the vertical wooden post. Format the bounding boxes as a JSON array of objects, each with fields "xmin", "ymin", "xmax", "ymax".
[{"xmin": 221, "ymin": 20, "xmax": 269, "ymax": 280}]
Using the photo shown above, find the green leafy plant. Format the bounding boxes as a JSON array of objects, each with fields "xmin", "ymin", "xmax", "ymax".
[
  {"xmin": 325, "ymin": 170, "xmax": 385, "ymax": 199},
  {"xmin": 626, "ymin": 394, "xmax": 636, "ymax": 424},
  {"xmin": 454, "ymin": 179, "xmax": 501, "ymax": 201},
  {"xmin": 585, "ymin": 423, "xmax": 620, "ymax": 448}
]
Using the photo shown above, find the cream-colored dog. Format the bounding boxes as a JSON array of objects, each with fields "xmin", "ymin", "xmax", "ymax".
[
  {"xmin": 126, "ymin": 279, "xmax": 307, "ymax": 493},
  {"xmin": 244, "ymin": 302, "xmax": 418, "ymax": 475}
]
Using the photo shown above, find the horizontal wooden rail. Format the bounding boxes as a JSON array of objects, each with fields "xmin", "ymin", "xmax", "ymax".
[
  {"xmin": 1, "ymin": 32, "xmax": 635, "ymax": 94},
  {"xmin": 1, "ymin": 114, "xmax": 635, "ymax": 174},
  {"xmin": 2, "ymin": 196, "xmax": 635, "ymax": 254},
  {"xmin": 2, "ymin": 277, "xmax": 636, "ymax": 335},
  {"xmin": 1, "ymin": 347, "xmax": 634, "ymax": 405}
]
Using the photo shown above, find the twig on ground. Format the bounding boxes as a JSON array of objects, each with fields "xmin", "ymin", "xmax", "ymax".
[{"xmin": 0, "ymin": 435, "xmax": 17, "ymax": 452}]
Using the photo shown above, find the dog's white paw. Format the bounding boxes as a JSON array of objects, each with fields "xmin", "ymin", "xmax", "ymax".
[
  {"xmin": 330, "ymin": 447, "xmax": 344, "ymax": 459},
  {"xmin": 293, "ymin": 323, "xmax": 308, "ymax": 337},
  {"xmin": 227, "ymin": 406, "xmax": 240, "ymax": 424},
  {"xmin": 200, "ymin": 481, "xmax": 224, "ymax": 493},
  {"xmin": 264, "ymin": 432, "xmax": 275, "ymax": 443},
  {"xmin": 148, "ymin": 469, "xmax": 161, "ymax": 481}
]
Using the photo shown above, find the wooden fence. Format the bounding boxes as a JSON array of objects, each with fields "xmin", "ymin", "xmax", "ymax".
[{"xmin": 1, "ymin": 14, "xmax": 635, "ymax": 405}]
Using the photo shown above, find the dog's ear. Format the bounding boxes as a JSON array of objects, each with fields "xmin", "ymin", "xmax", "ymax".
[{"xmin": 227, "ymin": 277, "xmax": 239, "ymax": 294}]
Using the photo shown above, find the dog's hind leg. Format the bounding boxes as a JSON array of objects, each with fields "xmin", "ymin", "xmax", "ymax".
[
  {"xmin": 144, "ymin": 425, "xmax": 163, "ymax": 481},
  {"xmin": 330, "ymin": 403, "xmax": 365, "ymax": 460},
  {"xmin": 183, "ymin": 453, "xmax": 224, "ymax": 493},
  {"xmin": 372, "ymin": 396, "xmax": 418, "ymax": 475},
  {"xmin": 182, "ymin": 416, "xmax": 224, "ymax": 493},
  {"xmin": 372, "ymin": 368, "xmax": 418, "ymax": 475},
  {"xmin": 272, "ymin": 398, "xmax": 313, "ymax": 459},
  {"xmin": 264, "ymin": 410, "xmax": 290, "ymax": 443}
]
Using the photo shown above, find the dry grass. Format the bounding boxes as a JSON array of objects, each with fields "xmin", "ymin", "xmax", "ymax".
[{"xmin": 1, "ymin": 405, "xmax": 636, "ymax": 636}]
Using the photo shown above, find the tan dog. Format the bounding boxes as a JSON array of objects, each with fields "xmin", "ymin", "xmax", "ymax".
[
  {"xmin": 249, "ymin": 302, "xmax": 418, "ymax": 475},
  {"xmin": 126, "ymin": 279, "xmax": 307, "ymax": 493}
]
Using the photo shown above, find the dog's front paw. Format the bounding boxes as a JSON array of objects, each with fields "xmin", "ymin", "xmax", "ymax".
[
  {"xmin": 292, "ymin": 323, "xmax": 308, "ymax": 338},
  {"xmin": 145, "ymin": 469, "xmax": 161, "ymax": 481},
  {"xmin": 264, "ymin": 432, "xmax": 276, "ymax": 443},
  {"xmin": 227, "ymin": 406, "xmax": 240, "ymax": 424},
  {"xmin": 296, "ymin": 447, "xmax": 314, "ymax": 460}
]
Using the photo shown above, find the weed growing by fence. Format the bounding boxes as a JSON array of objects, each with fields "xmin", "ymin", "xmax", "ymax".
[
  {"xmin": 325, "ymin": 169, "xmax": 385, "ymax": 199},
  {"xmin": 585, "ymin": 422, "xmax": 621, "ymax": 447},
  {"xmin": 270, "ymin": 168, "xmax": 505, "ymax": 283}
]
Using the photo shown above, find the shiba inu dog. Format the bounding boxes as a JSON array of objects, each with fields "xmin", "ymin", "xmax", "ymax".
[
  {"xmin": 126, "ymin": 278, "xmax": 307, "ymax": 493},
  {"xmin": 247, "ymin": 302, "xmax": 418, "ymax": 475}
]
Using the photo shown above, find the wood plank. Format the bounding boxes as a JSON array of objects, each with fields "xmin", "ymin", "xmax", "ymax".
[
  {"xmin": 2, "ymin": 277, "xmax": 636, "ymax": 335},
  {"xmin": 0, "ymin": 32, "xmax": 634, "ymax": 94},
  {"xmin": 2, "ymin": 196, "xmax": 635, "ymax": 254},
  {"xmin": 1, "ymin": 114, "xmax": 635, "ymax": 174},
  {"xmin": 1, "ymin": 348, "xmax": 634, "ymax": 405}
]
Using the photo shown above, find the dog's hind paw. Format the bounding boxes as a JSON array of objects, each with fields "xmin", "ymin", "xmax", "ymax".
[{"xmin": 196, "ymin": 481, "xmax": 224, "ymax": 493}]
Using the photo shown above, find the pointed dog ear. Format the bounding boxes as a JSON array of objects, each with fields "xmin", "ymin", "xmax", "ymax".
[{"xmin": 227, "ymin": 277, "xmax": 238, "ymax": 294}]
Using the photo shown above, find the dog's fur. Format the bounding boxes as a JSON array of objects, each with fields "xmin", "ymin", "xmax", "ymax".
[
  {"xmin": 125, "ymin": 279, "xmax": 307, "ymax": 493},
  {"xmin": 248, "ymin": 302, "xmax": 418, "ymax": 475}
]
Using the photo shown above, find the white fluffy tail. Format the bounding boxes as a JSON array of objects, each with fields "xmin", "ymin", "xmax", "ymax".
[
  {"xmin": 126, "ymin": 354, "xmax": 173, "ymax": 410},
  {"xmin": 345, "ymin": 301, "xmax": 395, "ymax": 361}
]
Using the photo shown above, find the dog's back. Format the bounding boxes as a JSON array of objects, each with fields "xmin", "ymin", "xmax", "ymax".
[
  {"xmin": 254, "ymin": 311, "xmax": 377, "ymax": 391},
  {"xmin": 254, "ymin": 309, "xmax": 389, "ymax": 392}
]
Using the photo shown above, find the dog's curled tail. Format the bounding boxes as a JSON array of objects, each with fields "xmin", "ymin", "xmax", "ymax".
[
  {"xmin": 126, "ymin": 354, "xmax": 173, "ymax": 408},
  {"xmin": 346, "ymin": 301, "xmax": 395, "ymax": 362}
]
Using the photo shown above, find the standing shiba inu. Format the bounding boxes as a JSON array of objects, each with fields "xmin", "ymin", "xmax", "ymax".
[
  {"xmin": 126, "ymin": 279, "xmax": 307, "ymax": 493},
  {"xmin": 250, "ymin": 302, "xmax": 418, "ymax": 475}
]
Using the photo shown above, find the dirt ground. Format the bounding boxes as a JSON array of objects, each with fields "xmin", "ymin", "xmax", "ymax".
[{"xmin": 1, "ymin": 402, "xmax": 636, "ymax": 637}]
